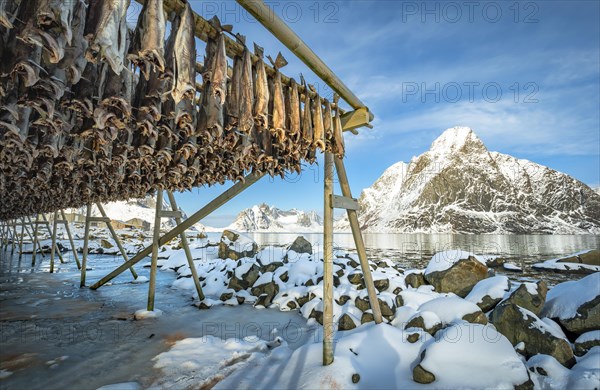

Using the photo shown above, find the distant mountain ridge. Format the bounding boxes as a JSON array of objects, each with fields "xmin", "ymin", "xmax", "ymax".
[
  {"xmin": 337, "ymin": 127, "xmax": 600, "ymax": 234},
  {"xmin": 227, "ymin": 203, "xmax": 323, "ymax": 233}
]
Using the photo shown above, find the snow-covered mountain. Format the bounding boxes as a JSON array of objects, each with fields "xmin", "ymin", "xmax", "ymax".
[
  {"xmin": 66, "ymin": 195, "xmax": 200, "ymax": 231},
  {"xmin": 338, "ymin": 127, "xmax": 600, "ymax": 234},
  {"xmin": 227, "ymin": 204, "xmax": 323, "ymax": 232}
]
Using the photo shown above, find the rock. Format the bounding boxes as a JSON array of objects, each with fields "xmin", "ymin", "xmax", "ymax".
[
  {"xmin": 355, "ymin": 296, "xmax": 370, "ymax": 312},
  {"xmin": 361, "ymin": 312, "xmax": 374, "ymax": 324},
  {"xmin": 465, "ymin": 275, "xmax": 511, "ymax": 312},
  {"xmin": 336, "ymin": 268, "xmax": 345, "ymax": 277},
  {"xmin": 407, "ymin": 332, "xmax": 420, "ymax": 343},
  {"xmin": 218, "ymin": 230, "xmax": 258, "ymax": 260},
  {"xmin": 287, "ymin": 236, "xmax": 312, "ymax": 255},
  {"xmin": 491, "ymin": 303, "xmax": 575, "ymax": 367},
  {"xmin": 355, "ymin": 296, "xmax": 394, "ymax": 317},
  {"xmin": 413, "ymin": 363, "xmax": 435, "ymax": 384},
  {"xmin": 220, "ymin": 291, "xmax": 233, "ymax": 301},
  {"xmin": 424, "ymin": 256, "xmax": 488, "ymax": 297},
  {"xmin": 236, "ymin": 296, "xmax": 245, "ymax": 305},
  {"xmin": 405, "ymin": 272, "xmax": 426, "ymax": 288},
  {"xmin": 578, "ymin": 249, "xmax": 600, "ymax": 265},
  {"xmin": 347, "ymin": 258, "xmax": 360, "ymax": 269},
  {"xmin": 336, "ymin": 295, "xmax": 351, "ymax": 305},
  {"xmin": 485, "ymin": 256, "xmax": 506, "ymax": 267},
  {"xmin": 542, "ymin": 273, "xmax": 600, "ymax": 335},
  {"xmin": 242, "ymin": 264, "xmax": 261, "ymax": 286},
  {"xmin": 286, "ymin": 300, "xmax": 298, "ymax": 310},
  {"xmin": 198, "ymin": 301, "xmax": 212, "ymax": 310},
  {"xmin": 262, "ymin": 261, "xmax": 284, "ymax": 273},
  {"xmin": 351, "ymin": 373, "xmax": 360, "ymax": 384},
  {"xmin": 228, "ymin": 277, "xmax": 248, "ymax": 292},
  {"xmin": 100, "ymin": 239, "xmax": 113, "ymax": 249},
  {"xmin": 338, "ymin": 313, "xmax": 357, "ymax": 331},
  {"xmin": 297, "ymin": 294, "xmax": 311, "ymax": 307},
  {"xmin": 373, "ymin": 278, "xmax": 389, "ymax": 292},
  {"xmin": 574, "ymin": 331, "xmax": 600, "ymax": 356},
  {"xmin": 251, "ymin": 280, "xmax": 279, "ymax": 299},
  {"xmin": 310, "ymin": 308, "xmax": 324, "ymax": 325},
  {"xmin": 500, "ymin": 281, "xmax": 547, "ymax": 316},
  {"xmin": 557, "ymin": 249, "xmax": 600, "ymax": 266},
  {"xmin": 405, "ymin": 312, "xmax": 443, "ymax": 336},
  {"xmin": 254, "ymin": 294, "xmax": 273, "ymax": 308},
  {"xmin": 348, "ymin": 272, "xmax": 365, "ymax": 287},
  {"xmin": 279, "ymin": 271, "xmax": 289, "ymax": 282},
  {"xmin": 462, "ymin": 311, "xmax": 488, "ymax": 325}
]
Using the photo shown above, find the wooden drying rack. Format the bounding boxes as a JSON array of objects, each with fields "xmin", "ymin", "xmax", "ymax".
[{"xmin": 0, "ymin": 0, "xmax": 380, "ymax": 366}]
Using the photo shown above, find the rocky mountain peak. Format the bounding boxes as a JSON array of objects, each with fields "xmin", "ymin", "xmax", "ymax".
[{"xmin": 428, "ymin": 126, "xmax": 487, "ymax": 158}]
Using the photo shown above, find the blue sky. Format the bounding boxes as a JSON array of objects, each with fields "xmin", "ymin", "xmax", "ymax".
[{"xmin": 171, "ymin": 0, "xmax": 600, "ymax": 227}]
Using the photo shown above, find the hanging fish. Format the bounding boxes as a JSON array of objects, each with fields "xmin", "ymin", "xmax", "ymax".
[
  {"xmin": 172, "ymin": 2, "xmax": 196, "ymax": 136},
  {"xmin": 225, "ymin": 35, "xmax": 245, "ymax": 131},
  {"xmin": 285, "ymin": 78, "xmax": 301, "ymax": 140},
  {"xmin": 207, "ymin": 18, "xmax": 228, "ymax": 141},
  {"xmin": 323, "ymin": 98, "xmax": 333, "ymax": 152},
  {"xmin": 58, "ymin": 0, "xmax": 89, "ymax": 85},
  {"xmin": 332, "ymin": 94, "xmax": 345, "ymax": 159},
  {"xmin": 238, "ymin": 41, "xmax": 254, "ymax": 135},
  {"xmin": 309, "ymin": 84, "xmax": 325, "ymax": 151},
  {"xmin": 253, "ymin": 44, "xmax": 272, "ymax": 160},
  {"xmin": 129, "ymin": 0, "xmax": 165, "ymax": 80},
  {"xmin": 85, "ymin": 0, "xmax": 130, "ymax": 75},
  {"xmin": 300, "ymin": 75, "xmax": 313, "ymax": 147},
  {"xmin": 0, "ymin": 0, "xmax": 20, "ymax": 30},
  {"xmin": 267, "ymin": 52, "xmax": 288, "ymax": 143}
]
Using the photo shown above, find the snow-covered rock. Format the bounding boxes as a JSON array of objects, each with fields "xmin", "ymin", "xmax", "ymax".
[
  {"xmin": 465, "ymin": 275, "xmax": 511, "ymax": 312},
  {"xmin": 424, "ymin": 250, "xmax": 489, "ymax": 297},
  {"xmin": 338, "ymin": 126, "xmax": 600, "ymax": 234},
  {"xmin": 542, "ymin": 273, "xmax": 600, "ymax": 334}
]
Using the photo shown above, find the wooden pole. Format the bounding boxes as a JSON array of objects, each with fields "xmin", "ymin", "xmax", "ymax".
[
  {"xmin": 80, "ymin": 205, "xmax": 92, "ymax": 288},
  {"xmin": 18, "ymin": 218, "xmax": 25, "ymax": 259},
  {"xmin": 95, "ymin": 204, "xmax": 138, "ymax": 280},
  {"xmin": 323, "ymin": 151, "xmax": 335, "ymax": 366},
  {"xmin": 11, "ymin": 219, "xmax": 17, "ymax": 254},
  {"xmin": 41, "ymin": 214, "xmax": 65, "ymax": 264},
  {"xmin": 50, "ymin": 212, "xmax": 58, "ymax": 273},
  {"xmin": 166, "ymin": 191, "xmax": 205, "ymax": 301},
  {"xmin": 90, "ymin": 172, "xmax": 265, "ymax": 290},
  {"xmin": 147, "ymin": 190, "xmax": 163, "ymax": 311},
  {"xmin": 31, "ymin": 214, "xmax": 40, "ymax": 266},
  {"xmin": 334, "ymin": 157, "xmax": 383, "ymax": 323},
  {"xmin": 60, "ymin": 211, "xmax": 81, "ymax": 270}
]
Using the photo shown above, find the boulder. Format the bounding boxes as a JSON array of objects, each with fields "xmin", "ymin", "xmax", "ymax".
[
  {"xmin": 405, "ymin": 272, "xmax": 426, "ymax": 289},
  {"xmin": 218, "ymin": 230, "xmax": 258, "ymax": 260},
  {"xmin": 251, "ymin": 280, "xmax": 279, "ymax": 299},
  {"xmin": 254, "ymin": 294, "xmax": 273, "ymax": 308},
  {"xmin": 424, "ymin": 252, "xmax": 489, "ymax": 297},
  {"xmin": 500, "ymin": 281, "xmax": 547, "ymax": 316},
  {"xmin": 348, "ymin": 272, "xmax": 365, "ymax": 288},
  {"xmin": 262, "ymin": 262, "xmax": 284, "ymax": 273},
  {"xmin": 338, "ymin": 313, "xmax": 358, "ymax": 331},
  {"xmin": 287, "ymin": 236, "xmax": 312, "ymax": 255},
  {"xmin": 373, "ymin": 278, "xmax": 389, "ymax": 292},
  {"xmin": 542, "ymin": 273, "xmax": 600, "ymax": 335},
  {"xmin": 100, "ymin": 239, "xmax": 113, "ymax": 249},
  {"xmin": 465, "ymin": 275, "xmax": 511, "ymax": 312},
  {"xmin": 361, "ymin": 311, "xmax": 375, "ymax": 324},
  {"xmin": 574, "ymin": 331, "xmax": 600, "ymax": 356},
  {"xmin": 355, "ymin": 296, "xmax": 395, "ymax": 317},
  {"xmin": 491, "ymin": 303, "xmax": 575, "ymax": 367},
  {"xmin": 405, "ymin": 312, "xmax": 443, "ymax": 336},
  {"xmin": 557, "ymin": 249, "xmax": 600, "ymax": 266}
]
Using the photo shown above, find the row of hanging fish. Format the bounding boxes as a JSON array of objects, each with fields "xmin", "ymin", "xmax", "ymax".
[{"xmin": 0, "ymin": 0, "xmax": 346, "ymax": 220}]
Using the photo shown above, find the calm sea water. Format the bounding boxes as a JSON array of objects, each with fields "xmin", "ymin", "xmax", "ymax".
[{"xmin": 207, "ymin": 232, "xmax": 600, "ymax": 285}]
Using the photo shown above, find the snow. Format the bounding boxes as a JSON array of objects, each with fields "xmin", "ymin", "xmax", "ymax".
[
  {"xmin": 152, "ymin": 336, "xmax": 274, "ymax": 389},
  {"xmin": 532, "ymin": 258, "xmax": 600, "ymax": 273},
  {"xmin": 542, "ymin": 273, "xmax": 600, "ymax": 320},
  {"xmin": 527, "ymin": 354, "xmax": 571, "ymax": 389},
  {"xmin": 503, "ymin": 262, "xmax": 522, "ymax": 271},
  {"xmin": 465, "ymin": 275, "xmax": 510, "ymax": 307},
  {"xmin": 425, "ymin": 250, "xmax": 488, "ymax": 274},
  {"xmin": 133, "ymin": 309, "xmax": 163, "ymax": 320},
  {"xmin": 418, "ymin": 323, "xmax": 530, "ymax": 388},
  {"xmin": 568, "ymin": 347, "xmax": 600, "ymax": 389},
  {"xmin": 96, "ymin": 382, "xmax": 140, "ymax": 390},
  {"xmin": 227, "ymin": 204, "xmax": 323, "ymax": 233},
  {"xmin": 417, "ymin": 296, "xmax": 482, "ymax": 325},
  {"xmin": 575, "ymin": 330, "xmax": 600, "ymax": 344}
]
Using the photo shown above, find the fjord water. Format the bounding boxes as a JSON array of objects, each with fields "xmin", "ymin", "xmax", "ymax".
[{"xmin": 239, "ymin": 232, "xmax": 600, "ymax": 285}]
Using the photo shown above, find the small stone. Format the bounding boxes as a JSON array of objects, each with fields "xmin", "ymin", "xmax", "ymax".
[
  {"xmin": 336, "ymin": 295, "xmax": 351, "ymax": 305},
  {"xmin": 413, "ymin": 364, "xmax": 435, "ymax": 384},
  {"xmin": 297, "ymin": 294, "xmax": 310, "ymax": 307},
  {"xmin": 405, "ymin": 273, "xmax": 426, "ymax": 289},
  {"xmin": 279, "ymin": 271, "xmax": 289, "ymax": 282},
  {"xmin": 361, "ymin": 312, "xmax": 374, "ymax": 324},
  {"xmin": 288, "ymin": 236, "xmax": 313, "ymax": 255},
  {"xmin": 407, "ymin": 333, "xmax": 420, "ymax": 343},
  {"xmin": 286, "ymin": 300, "xmax": 298, "ymax": 310},
  {"xmin": 220, "ymin": 292, "xmax": 233, "ymax": 301},
  {"xmin": 262, "ymin": 262, "xmax": 284, "ymax": 273},
  {"xmin": 236, "ymin": 296, "xmax": 245, "ymax": 305},
  {"xmin": 374, "ymin": 278, "xmax": 389, "ymax": 292},
  {"xmin": 338, "ymin": 313, "xmax": 357, "ymax": 331},
  {"xmin": 352, "ymin": 374, "xmax": 360, "ymax": 384}
]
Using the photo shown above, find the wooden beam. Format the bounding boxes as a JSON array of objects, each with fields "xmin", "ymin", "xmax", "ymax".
[
  {"xmin": 166, "ymin": 191, "xmax": 205, "ymax": 301},
  {"xmin": 323, "ymin": 151, "xmax": 335, "ymax": 366},
  {"xmin": 90, "ymin": 172, "xmax": 265, "ymax": 290},
  {"xmin": 334, "ymin": 157, "xmax": 383, "ymax": 324},
  {"xmin": 96, "ymin": 204, "xmax": 138, "ymax": 280},
  {"xmin": 60, "ymin": 210, "xmax": 81, "ymax": 270},
  {"xmin": 158, "ymin": 210, "xmax": 183, "ymax": 219},
  {"xmin": 80, "ymin": 205, "xmax": 92, "ymax": 288},
  {"xmin": 41, "ymin": 214, "xmax": 65, "ymax": 264},
  {"xmin": 50, "ymin": 212, "xmax": 58, "ymax": 273},
  {"xmin": 341, "ymin": 107, "xmax": 372, "ymax": 133},
  {"xmin": 147, "ymin": 191, "xmax": 163, "ymax": 311},
  {"xmin": 331, "ymin": 195, "xmax": 359, "ymax": 211},
  {"xmin": 88, "ymin": 217, "xmax": 111, "ymax": 223}
]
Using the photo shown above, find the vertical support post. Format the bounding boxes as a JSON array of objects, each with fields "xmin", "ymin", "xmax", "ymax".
[
  {"xmin": 60, "ymin": 211, "xmax": 81, "ymax": 269},
  {"xmin": 50, "ymin": 212, "xmax": 58, "ymax": 273},
  {"xmin": 334, "ymin": 157, "xmax": 383, "ymax": 324},
  {"xmin": 323, "ymin": 151, "xmax": 335, "ymax": 366},
  {"xmin": 18, "ymin": 218, "xmax": 25, "ymax": 259},
  {"xmin": 31, "ymin": 214, "xmax": 40, "ymax": 266},
  {"xmin": 42, "ymin": 214, "xmax": 65, "ymax": 264},
  {"xmin": 166, "ymin": 191, "xmax": 205, "ymax": 301},
  {"xmin": 80, "ymin": 204, "xmax": 92, "ymax": 288},
  {"xmin": 147, "ymin": 190, "xmax": 163, "ymax": 311},
  {"xmin": 96, "ymin": 204, "xmax": 138, "ymax": 280},
  {"xmin": 11, "ymin": 219, "xmax": 17, "ymax": 254}
]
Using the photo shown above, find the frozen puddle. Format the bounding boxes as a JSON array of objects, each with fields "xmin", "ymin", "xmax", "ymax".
[{"xmin": 0, "ymin": 252, "xmax": 310, "ymax": 390}]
